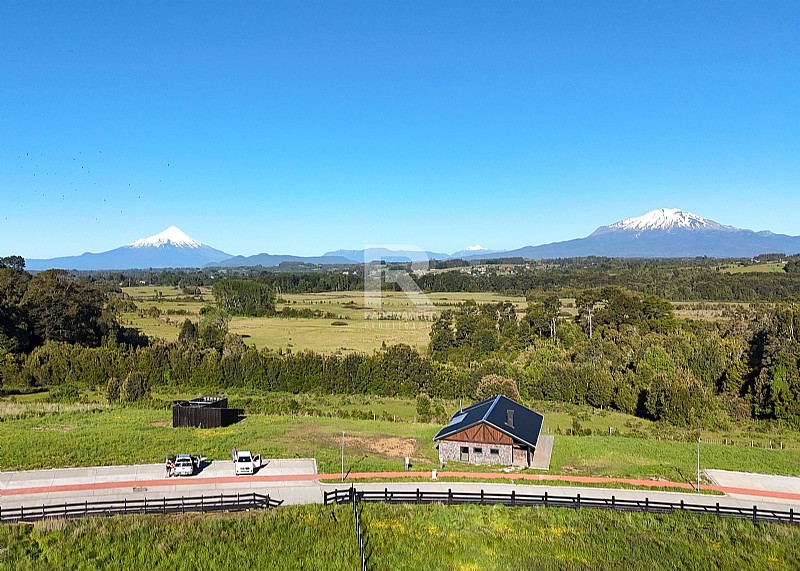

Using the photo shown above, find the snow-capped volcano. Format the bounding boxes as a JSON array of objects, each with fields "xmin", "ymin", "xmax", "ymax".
[
  {"xmin": 27, "ymin": 226, "xmax": 232, "ymax": 270},
  {"xmin": 130, "ymin": 226, "xmax": 202, "ymax": 248},
  {"xmin": 494, "ymin": 207, "xmax": 800, "ymax": 259},
  {"xmin": 597, "ymin": 208, "xmax": 734, "ymax": 234}
]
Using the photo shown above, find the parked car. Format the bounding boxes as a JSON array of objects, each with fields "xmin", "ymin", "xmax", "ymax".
[
  {"xmin": 166, "ymin": 454, "xmax": 201, "ymax": 477},
  {"xmin": 232, "ymin": 449, "xmax": 261, "ymax": 475}
]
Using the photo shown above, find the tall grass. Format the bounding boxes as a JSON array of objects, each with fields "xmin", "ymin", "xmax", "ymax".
[
  {"xmin": 1, "ymin": 504, "xmax": 798, "ymax": 570},
  {"xmin": 0, "ymin": 506, "xmax": 359, "ymax": 571},
  {"xmin": 364, "ymin": 503, "xmax": 800, "ymax": 570}
]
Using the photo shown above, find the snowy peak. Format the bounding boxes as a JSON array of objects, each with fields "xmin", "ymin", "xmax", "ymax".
[
  {"xmin": 595, "ymin": 208, "xmax": 735, "ymax": 234},
  {"xmin": 451, "ymin": 245, "xmax": 502, "ymax": 259},
  {"xmin": 130, "ymin": 226, "xmax": 201, "ymax": 249}
]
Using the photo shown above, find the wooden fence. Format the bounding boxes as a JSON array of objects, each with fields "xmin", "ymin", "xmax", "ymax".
[
  {"xmin": 351, "ymin": 489, "xmax": 367, "ymax": 571},
  {"xmin": 0, "ymin": 492, "xmax": 282, "ymax": 524},
  {"xmin": 324, "ymin": 487, "xmax": 799, "ymax": 526}
]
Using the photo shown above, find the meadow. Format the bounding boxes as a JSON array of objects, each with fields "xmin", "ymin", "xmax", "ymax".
[
  {"xmin": 0, "ymin": 505, "xmax": 360, "ymax": 571},
  {"xmin": 119, "ymin": 287, "xmax": 528, "ymax": 353},
  {"xmin": 1, "ymin": 399, "xmax": 797, "ymax": 482},
  {"xmin": 1, "ymin": 503, "xmax": 798, "ymax": 571}
]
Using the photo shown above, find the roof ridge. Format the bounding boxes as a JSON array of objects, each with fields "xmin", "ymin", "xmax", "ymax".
[{"xmin": 482, "ymin": 394, "xmax": 502, "ymax": 421}]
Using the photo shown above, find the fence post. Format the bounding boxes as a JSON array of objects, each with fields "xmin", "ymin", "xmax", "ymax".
[
  {"xmin": 163, "ymin": 497, "xmax": 167, "ymax": 514},
  {"xmin": 716, "ymin": 503, "xmax": 720, "ymax": 518},
  {"xmin": 611, "ymin": 495, "xmax": 615, "ymax": 509},
  {"xmin": 511, "ymin": 490, "xmax": 515, "ymax": 507},
  {"xmin": 85, "ymin": 500, "xmax": 88, "ymax": 517},
  {"xmin": 200, "ymin": 496, "xmax": 203, "ymax": 512},
  {"xmin": 680, "ymin": 499, "xmax": 684, "ymax": 511},
  {"xmin": 753, "ymin": 505, "xmax": 758, "ymax": 524},
  {"xmin": 448, "ymin": 489, "xmax": 452, "ymax": 505},
  {"xmin": 480, "ymin": 489, "xmax": 484, "ymax": 505},
  {"xmin": 576, "ymin": 493, "xmax": 580, "ymax": 509},
  {"xmin": 20, "ymin": 505, "xmax": 23, "ymax": 521},
  {"xmin": 385, "ymin": 488, "xmax": 388, "ymax": 502},
  {"xmin": 544, "ymin": 491, "xmax": 548, "ymax": 508},
  {"xmin": 644, "ymin": 498, "xmax": 649, "ymax": 513},
  {"xmin": 791, "ymin": 508, "xmax": 794, "ymax": 524},
  {"xmin": 417, "ymin": 488, "xmax": 421, "ymax": 504},
  {"xmin": 124, "ymin": 498, "xmax": 127, "ymax": 515},
  {"xmin": 182, "ymin": 496, "xmax": 185, "ymax": 513}
]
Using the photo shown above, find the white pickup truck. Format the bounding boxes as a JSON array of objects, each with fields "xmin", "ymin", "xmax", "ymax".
[
  {"xmin": 167, "ymin": 454, "xmax": 200, "ymax": 477},
  {"xmin": 232, "ymin": 449, "xmax": 261, "ymax": 475}
]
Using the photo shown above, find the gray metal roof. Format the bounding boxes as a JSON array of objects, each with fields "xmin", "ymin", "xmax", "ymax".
[{"xmin": 432, "ymin": 395, "xmax": 543, "ymax": 449}]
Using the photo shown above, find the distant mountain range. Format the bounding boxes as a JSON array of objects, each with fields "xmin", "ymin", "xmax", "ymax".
[{"xmin": 24, "ymin": 208, "xmax": 800, "ymax": 271}]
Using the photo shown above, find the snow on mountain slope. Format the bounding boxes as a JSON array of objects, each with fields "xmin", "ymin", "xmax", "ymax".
[
  {"xmin": 593, "ymin": 208, "xmax": 735, "ymax": 235},
  {"xmin": 130, "ymin": 226, "xmax": 201, "ymax": 248}
]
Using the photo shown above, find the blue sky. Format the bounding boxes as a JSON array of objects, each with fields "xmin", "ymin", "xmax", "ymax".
[{"xmin": 1, "ymin": 1, "xmax": 798, "ymax": 258}]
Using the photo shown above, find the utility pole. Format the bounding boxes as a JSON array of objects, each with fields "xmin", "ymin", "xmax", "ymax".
[
  {"xmin": 341, "ymin": 431, "xmax": 345, "ymax": 482},
  {"xmin": 696, "ymin": 437, "xmax": 701, "ymax": 493},
  {"xmin": 587, "ymin": 304, "xmax": 593, "ymax": 339}
]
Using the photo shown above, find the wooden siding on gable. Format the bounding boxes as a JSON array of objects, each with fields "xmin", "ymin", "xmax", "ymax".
[{"xmin": 443, "ymin": 422, "xmax": 513, "ymax": 445}]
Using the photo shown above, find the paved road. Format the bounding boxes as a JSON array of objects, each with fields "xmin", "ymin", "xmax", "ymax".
[
  {"xmin": 3, "ymin": 463, "xmax": 800, "ymax": 514},
  {"xmin": 706, "ymin": 469, "xmax": 800, "ymax": 503},
  {"xmin": 0, "ymin": 459, "xmax": 323, "ymax": 508}
]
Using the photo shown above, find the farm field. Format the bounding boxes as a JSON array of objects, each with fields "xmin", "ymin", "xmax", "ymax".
[
  {"xmin": 120, "ymin": 287, "xmax": 528, "ymax": 353},
  {"xmin": 1, "ymin": 503, "xmax": 798, "ymax": 571},
  {"xmin": 717, "ymin": 261, "xmax": 787, "ymax": 274},
  {"xmin": 1, "ymin": 401, "xmax": 798, "ymax": 481},
  {"xmin": 119, "ymin": 285, "xmax": 763, "ymax": 353}
]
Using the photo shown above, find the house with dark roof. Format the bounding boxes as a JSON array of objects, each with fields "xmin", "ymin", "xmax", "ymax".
[{"xmin": 433, "ymin": 395, "xmax": 543, "ymax": 467}]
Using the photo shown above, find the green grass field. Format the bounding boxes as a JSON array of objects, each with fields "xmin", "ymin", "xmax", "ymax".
[
  {"xmin": 0, "ymin": 506, "xmax": 359, "ymax": 571},
  {"xmin": 717, "ymin": 261, "xmax": 787, "ymax": 274},
  {"xmin": 363, "ymin": 503, "xmax": 800, "ymax": 570},
  {"xmin": 120, "ymin": 286, "xmax": 770, "ymax": 352},
  {"xmin": 2, "ymin": 503, "xmax": 798, "ymax": 570},
  {"xmin": 120, "ymin": 287, "xmax": 528, "ymax": 353},
  {"xmin": 1, "ymin": 402, "xmax": 798, "ymax": 481}
]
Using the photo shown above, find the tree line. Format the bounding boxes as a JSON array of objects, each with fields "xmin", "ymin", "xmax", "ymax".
[{"xmin": 3, "ymin": 259, "xmax": 800, "ymax": 429}]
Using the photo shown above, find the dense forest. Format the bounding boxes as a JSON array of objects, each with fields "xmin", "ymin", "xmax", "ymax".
[{"xmin": 2, "ymin": 256, "xmax": 800, "ymax": 429}]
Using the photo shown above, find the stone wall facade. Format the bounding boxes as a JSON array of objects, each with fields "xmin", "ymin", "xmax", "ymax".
[{"xmin": 439, "ymin": 439, "xmax": 513, "ymax": 466}]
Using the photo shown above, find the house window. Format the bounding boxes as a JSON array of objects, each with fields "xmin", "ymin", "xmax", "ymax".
[
  {"xmin": 490, "ymin": 448, "xmax": 499, "ymax": 455},
  {"xmin": 473, "ymin": 447, "xmax": 483, "ymax": 454}
]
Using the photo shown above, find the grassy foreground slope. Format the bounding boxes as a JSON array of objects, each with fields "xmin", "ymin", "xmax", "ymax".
[
  {"xmin": 365, "ymin": 504, "xmax": 800, "ymax": 570},
  {"xmin": 1, "ymin": 504, "xmax": 798, "ymax": 571},
  {"xmin": 0, "ymin": 506, "xmax": 359, "ymax": 571}
]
